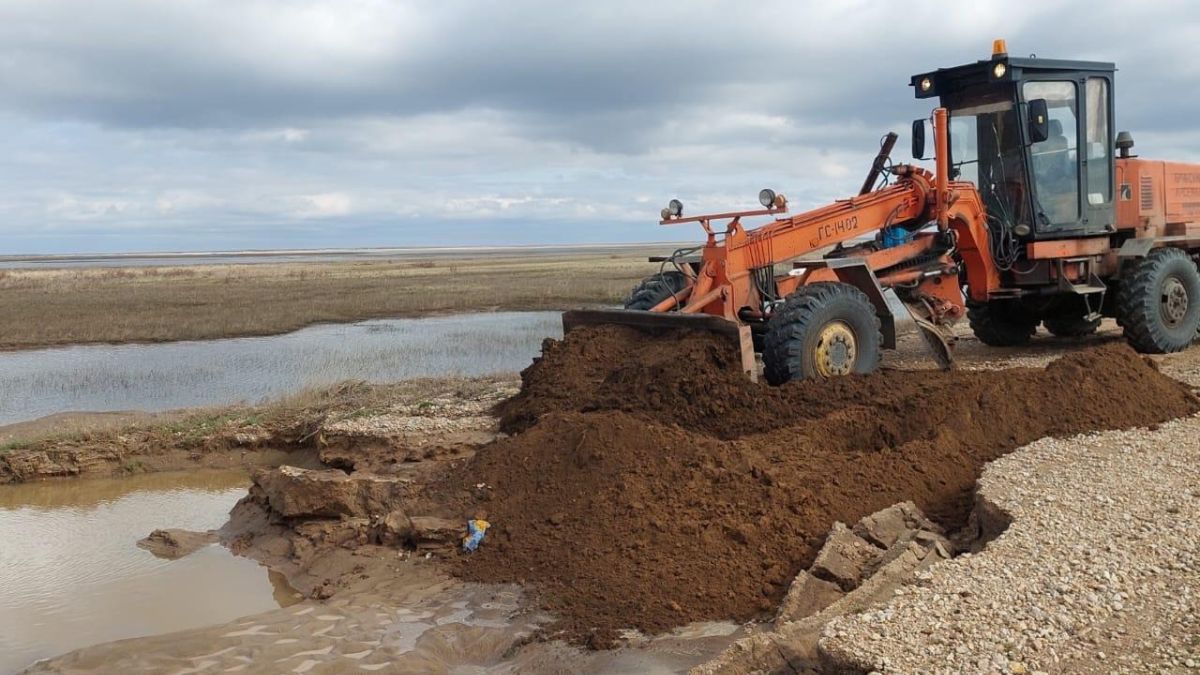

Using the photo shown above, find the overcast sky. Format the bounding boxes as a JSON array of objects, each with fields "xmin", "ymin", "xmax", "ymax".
[{"xmin": 2, "ymin": 1, "xmax": 1199, "ymax": 254}]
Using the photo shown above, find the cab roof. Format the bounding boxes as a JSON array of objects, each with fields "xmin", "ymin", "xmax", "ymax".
[{"xmin": 911, "ymin": 56, "xmax": 1116, "ymax": 99}]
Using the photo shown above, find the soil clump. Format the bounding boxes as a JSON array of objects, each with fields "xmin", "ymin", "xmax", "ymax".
[
  {"xmin": 419, "ymin": 325, "xmax": 1198, "ymax": 646},
  {"xmin": 137, "ymin": 528, "xmax": 218, "ymax": 559}
]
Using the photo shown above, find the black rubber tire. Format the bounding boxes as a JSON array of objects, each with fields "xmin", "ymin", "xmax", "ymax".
[
  {"xmin": 1043, "ymin": 315, "xmax": 1101, "ymax": 338},
  {"xmin": 623, "ymin": 271, "xmax": 689, "ymax": 310},
  {"xmin": 967, "ymin": 301, "xmax": 1039, "ymax": 346},
  {"xmin": 761, "ymin": 282, "xmax": 882, "ymax": 384},
  {"xmin": 1116, "ymin": 247, "xmax": 1200, "ymax": 353}
]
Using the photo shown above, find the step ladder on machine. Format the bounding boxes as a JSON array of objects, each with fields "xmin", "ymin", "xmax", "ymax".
[{"xmin": 1056, "ymin": 257, "xmax": 1107, "ymax": 321}]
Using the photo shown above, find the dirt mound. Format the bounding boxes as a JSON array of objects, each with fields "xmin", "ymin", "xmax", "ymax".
[
  {"xmin": 137, "ymin": 528, "xmax": 217, "ymax": 559},
  {"xmin": 494, "ymin": 326, "xmax": 746, "ymax": 435},
  {"xmin": 430, "ymin": 328, "xmax": 1198, "ymax": 647}
]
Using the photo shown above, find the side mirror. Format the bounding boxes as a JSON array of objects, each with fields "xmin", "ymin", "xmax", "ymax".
[
  {"xmin": 1028, "ymin": 98, "xmax": 1049, "ymax": 144},
  {"xmin": 911, "ymin": 118, "xmax": 926, "ymax": 159}
]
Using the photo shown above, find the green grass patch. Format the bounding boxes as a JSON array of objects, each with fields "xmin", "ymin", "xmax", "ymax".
[{"xmin": 162, "ymin": 411, "xmax": 257, "ymax": 447}]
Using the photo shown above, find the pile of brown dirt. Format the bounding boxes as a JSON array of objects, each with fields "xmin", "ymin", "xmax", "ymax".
[
  {"xmin": 493, "ymin": 327, "xmax": 748, "ymax": 435},
  {"xmin": 424, "ymin": 326, "xmax": 1198, "ymax": 647}
]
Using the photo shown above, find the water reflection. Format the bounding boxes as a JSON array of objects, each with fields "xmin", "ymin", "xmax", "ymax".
[
  {"xmin": 0, "ymin": 470, "xmax": 296, "ymax": 673},
  {"xmin": 0, "ymin": 311, "xmax": 561, "ymax": 425}
]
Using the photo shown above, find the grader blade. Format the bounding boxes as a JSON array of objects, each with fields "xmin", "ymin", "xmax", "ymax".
[
  {"xmin": 561, "ymin": 309, "xmax": 758, "ymax": 381},
  {"xmin": 912, "ymin": 315, "xmax": 956, "ymax": 370},
  {"xmin": 899, "ymin": 299, "xmax": 956, "ymax": 371}
]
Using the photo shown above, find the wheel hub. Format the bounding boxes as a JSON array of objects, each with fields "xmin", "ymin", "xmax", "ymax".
[
  {"xmin": 814, "ymin": 321, "xmax": 857, "ymax": 377},
  {"xmin": 1161, "ymin": 277, "xmax": 1190, "ymax": 327}
]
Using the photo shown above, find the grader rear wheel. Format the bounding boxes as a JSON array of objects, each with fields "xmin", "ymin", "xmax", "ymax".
[
  {"xmin": 1117, "ymin": 247, "xmax": 1200, "ymax": 353},
  {"xmin": 762, "ymin": 282, "xmax": 882, "ymax": 384},
  {"xmin": 967, "ymin": 300, "xmax": 1039, "ymax": 346},
  {"xmin": 1043, "ymin": 314, "xmax": 1102, "ymax": 338}
]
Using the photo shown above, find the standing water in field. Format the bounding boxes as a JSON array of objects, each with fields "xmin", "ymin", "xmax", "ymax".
[
  {"xmin": 0, "ymin": 311, "xmax": 561, "ymax": 426},
  {"xmin": 0, "ymin": 470, "xmax": 296, "ymax": 674}
]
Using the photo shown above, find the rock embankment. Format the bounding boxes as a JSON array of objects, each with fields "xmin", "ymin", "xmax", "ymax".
[
  {"xmin": 819, "ymin": 416, "xmax": 1200, "ymax": 674},
  {"xmin": 693, "ymin": 502, "xmax": 954, "ymax": 674}
]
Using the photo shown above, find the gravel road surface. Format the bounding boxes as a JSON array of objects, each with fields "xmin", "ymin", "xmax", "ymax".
[{"xmin": 820, "ymin": 348, "xmax": 1200, "ymax": 673}]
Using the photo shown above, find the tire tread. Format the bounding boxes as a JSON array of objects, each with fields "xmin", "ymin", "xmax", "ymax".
[
  {"xmin": 967, "ymin": 302, "xmax": 1038, "ymax": 346},
  {"xmin": 1116, "ymin": 247, "xmax": 1200, "ymax": 353},
  {"xmin": 624, "ymin": 271, "xmax": 689, "ymax": 310},
  {"xmin": 762, "ymin": 282, "xmax": 882, "ymax": 384}
]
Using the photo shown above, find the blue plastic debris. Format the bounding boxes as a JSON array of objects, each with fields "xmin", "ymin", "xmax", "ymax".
[{"xmin": 462, "ymin": 518, "xmax": 490, "ymax": 552}]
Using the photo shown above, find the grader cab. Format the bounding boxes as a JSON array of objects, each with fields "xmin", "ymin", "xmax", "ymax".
[{"xmin": 565, "ymin": 40, "xmax": 1200, "ymax": 382}]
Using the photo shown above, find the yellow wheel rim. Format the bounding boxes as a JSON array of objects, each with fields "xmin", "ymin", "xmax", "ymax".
[{"xmin": 813, "ymin": 321, "xmax": 857, "ymax": 377}]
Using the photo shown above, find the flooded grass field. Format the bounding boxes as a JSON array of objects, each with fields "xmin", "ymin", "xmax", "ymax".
[
  {"xmin": 0, "ymin": 311, "xmax": 561, "ymax": 426},
  {"xmin": 0, "ymin": 250, "xmax": 658, "ymax": 351},
  {"xmin": 0, "ymin": 310, "xmax": 566, "ymax": 671}
]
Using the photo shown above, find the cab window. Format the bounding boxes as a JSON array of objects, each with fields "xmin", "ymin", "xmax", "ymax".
[
  {"xmin": 1023, "ymin": 81, "xmax": 1080, "ymax": 224},
  {"xmin": 1085, "ymin": 78, "xmax": 1111, "ymax": 204},
  {"xmin": 946, "ymin": 89, "xmax": 1031, "ymax": 231}
]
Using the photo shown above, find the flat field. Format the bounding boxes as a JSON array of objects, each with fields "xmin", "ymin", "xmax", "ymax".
[{"xmin": 0, "ymin": 248, "xmax": 666, "ymax": 350}]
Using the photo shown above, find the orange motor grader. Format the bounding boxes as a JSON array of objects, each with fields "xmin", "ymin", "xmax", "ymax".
[{"xmin": 566, "ymin": 40, "xmax": 1200, "ymax": 382}]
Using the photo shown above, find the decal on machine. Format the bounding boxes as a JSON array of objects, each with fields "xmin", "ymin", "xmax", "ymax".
[{"xmin": 817, "ymin": 216, "xmax": 859, "ymax": 243}]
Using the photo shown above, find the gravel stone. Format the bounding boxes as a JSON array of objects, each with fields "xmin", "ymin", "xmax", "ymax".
[{"xmin": 820, "ymin": 412, "xmax": 1200, "ymax": 673}]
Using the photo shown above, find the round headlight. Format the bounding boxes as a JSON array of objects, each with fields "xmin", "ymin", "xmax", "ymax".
[
  {"xmin": 992, "ymin": 62, "xmax": 1007, "ymax": 79},
  {"xmin": 920, "ymin": 77, "xmax": 933, "ymax": 93},
  {"xmin": 759, "ymin": 188, "xmax": 777, "ymax": 208},
  {"xmin": 667, "ymin": 199, "xmax": 683, "ymax": 217}
]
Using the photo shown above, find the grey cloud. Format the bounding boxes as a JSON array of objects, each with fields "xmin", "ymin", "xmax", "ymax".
[
  {"xmin": 2, "ymin": 2, "xmax": 1190, "ymax": 142},
  {"xmin": 2, "ymin": 1, "xmax": 1200, "ymax": 253}
]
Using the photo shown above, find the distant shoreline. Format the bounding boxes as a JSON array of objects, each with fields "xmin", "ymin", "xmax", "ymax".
[
  {"xmin": 0, "ymin": 242, "xmax": 685, "ymax": 266},
  {"xmin": 0, "ymin": 247, "xmax": 666, "ymax": 351}
]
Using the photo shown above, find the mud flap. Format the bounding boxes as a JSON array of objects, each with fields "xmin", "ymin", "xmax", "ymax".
[{"xmin": 561, "ymin": 309, "xmax": 758, "ymax": 381}]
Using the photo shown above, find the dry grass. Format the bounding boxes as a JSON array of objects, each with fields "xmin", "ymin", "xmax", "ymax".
[
  {"xmin": 0, "ymin": 250, "xmax": 665, "ymax": 350},
  {"xmin": 0, "ymin": 375, "xmax": 514, "ymax": 481}
]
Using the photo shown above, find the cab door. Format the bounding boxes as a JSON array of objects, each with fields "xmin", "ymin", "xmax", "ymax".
[
  {"xmin": 1022, "ymin": 75, "xmax": 1115, "ymax": 237},
  {"xmin": 1081, "ymin": 76, "xmax": 1115, "ymax": 233},
  {"xmin": 1023, "ymin": 80, "xmax": 1083, "ymax": 235}
]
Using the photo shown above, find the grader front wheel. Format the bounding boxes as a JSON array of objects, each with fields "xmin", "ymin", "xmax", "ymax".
[{"xmin": 762, "ymin": 282, "xmax": 882, "ymax": 384}]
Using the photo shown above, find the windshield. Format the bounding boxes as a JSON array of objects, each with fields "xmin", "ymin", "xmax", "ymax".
[{"xmin": 945, "ymin": 89, "xmax": 1031, "ymax": 232}]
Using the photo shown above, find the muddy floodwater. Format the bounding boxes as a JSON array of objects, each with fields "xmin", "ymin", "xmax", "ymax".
[
  {"xmin": 0, "ymin": 311, "xmax": 561, "ymax": 426},
  {"xmin": 0, "ymin": 470, "xmax": 295, "ymax": 674}
]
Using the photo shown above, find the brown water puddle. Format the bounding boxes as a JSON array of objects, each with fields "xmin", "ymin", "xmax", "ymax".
[
  {"xmin": 26, "ymin": 557, "xmax": 747, "ymax": 674},
  {"xmin": 0, "ymin": 470, "xmax": 297, "ymax": 673}
]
